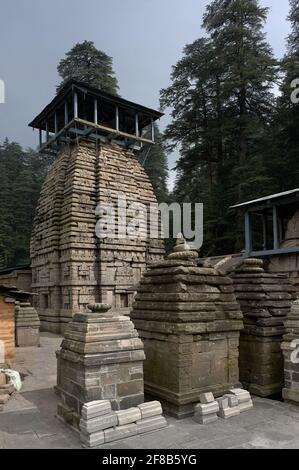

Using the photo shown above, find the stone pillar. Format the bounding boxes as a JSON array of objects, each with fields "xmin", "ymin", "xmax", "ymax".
[
  {"xmin": 131, "ymin": 236, "xmax": 244, "ymax": 418},
  {"xmin": 56, "ymin": 303, "xmax": 145, "ymax": 429},
  {"xmin": 15, "ymin": 302, "xmax": 40, "ymax": 347},
  {"xmin": 282, "ymin": 300, "xmax": 299, "ymax": 404},
  {"xmin": 231, "ymin": 258, "xmax": 297, "ymax": 397}
]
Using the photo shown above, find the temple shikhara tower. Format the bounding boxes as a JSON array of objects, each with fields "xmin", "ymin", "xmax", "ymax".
[{"xmin": 29, "ymin": 80, "xmax": 164, "ymax": 333}]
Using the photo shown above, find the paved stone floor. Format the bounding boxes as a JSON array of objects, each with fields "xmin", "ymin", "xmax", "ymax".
[{"xmin": 0, "ymin": 333, "xmax": 299, "ymax": 449}]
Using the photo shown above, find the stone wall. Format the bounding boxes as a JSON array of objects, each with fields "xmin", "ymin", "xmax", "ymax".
[
  {"xmin": 30, "ymin": 140, "xmax": 164, "ymax": 333},
  {"xmin": 231, "ymin": 258, "xmax": 297, "ymax": 396},
  {"xmin": 282, "ymin": 299, "xmax": 299, "ymax": 404},
  {"xmin": 0, "ymin": 294, "xmax": 15, "ymax": 365},
  {"xmin": 0, "ymin": 269, "xmax": 32, "ymax": 292}
]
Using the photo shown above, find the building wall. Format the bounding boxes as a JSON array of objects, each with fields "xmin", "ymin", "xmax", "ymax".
[
  {"xmin": 0, "ymin": 294, "xmax": 15, "ymax": 365},
  {"xmin": 30, "ymin": 140, "xmax": 164, "ymax": 333},
  {"xmin": 0, "ymin": 270, "xmax": 32, "ymax": 291}
]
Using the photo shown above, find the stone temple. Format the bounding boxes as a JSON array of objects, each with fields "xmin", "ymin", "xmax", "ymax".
[{"xmin": 29, "ymin": 80, "xmax": 164, "ymax": 333}]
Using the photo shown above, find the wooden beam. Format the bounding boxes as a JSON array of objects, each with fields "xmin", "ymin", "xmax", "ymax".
[
  {"xmin": 54, "ymin": 112, "xmax": 58, "ymax": 134},
  {"xmin": 46, "ymin": 121, "xmax": 49, "ymax": 142},
  {"xmin": 39, "ymin": 129, "xmax": 42, "ymax": 148},
  {"xmin": 151, "ymin": 118, "xmax": 155, "ymax": 142}
]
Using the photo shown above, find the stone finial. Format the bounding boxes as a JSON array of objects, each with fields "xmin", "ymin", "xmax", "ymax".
[
  {"xmin": 167, "ymin": 233, "xmax": 199, "ymax": 260},
  {"xmin": 87, "ymin": 303, "xmax": 112, "ymax": 313}
]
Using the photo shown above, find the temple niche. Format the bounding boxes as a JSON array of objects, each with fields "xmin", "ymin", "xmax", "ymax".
[{"xmin": 29, "ymin": 81, "xmax": 164, "ymax": 333}]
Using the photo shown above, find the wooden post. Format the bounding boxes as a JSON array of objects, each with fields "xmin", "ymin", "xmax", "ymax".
[
  {"xmin": 74, "ymin": 92, "xmax": 78, "ymax": 118},
  {"xmin": 64, "ymin": 102, "xmax": 68, "ymax": 126},
  {"xmin": 245, "ymin": 211, "xmax": 252, "ymax": 256},
  {"xmin": 54, "ymin": 112, "xmax": 58, "ymax": 135},
  {"xmin": 39, "ymin": 128, "xmax": 42, "ymax": 148},
  {"xmin": 262, "ymin": 213, "xmax": 268, "ymax": 251},
  {"xmin": 135, "ymin": 113, "xmax": 139, "ymax": 137},
  {"xmin": 94, "ymin": 98, "xmax": 98, "ymax": 125},
  {"xmin": 116, "ymin": 106, "xmax": 119, "ymax": 131},
  {"xmin": 272, "ymin": 205, "xmax": 279, "ymax": 250},
  {"xmin": 46, "ymin": 121, "xmax": 49, "ymax": 142},
  {"xmin": 151, "ymin": 118, "xmax": 155, "ymax": 142}
]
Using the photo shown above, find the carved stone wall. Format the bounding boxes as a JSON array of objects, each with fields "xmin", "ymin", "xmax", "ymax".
[
  {"xmin": 131, "ymin": 237, "xmax": 244, "ymax": 419},
  {"xmin": 231, "ymin": 258, "xmax": 297, "ymax": 397},
  {"xmin": 30, "ymin": 141, "xmax": 164, "ymax": 333},
  {"xmin": 282, "ymin": 299, "xmax": 299, "ymax": 404}
]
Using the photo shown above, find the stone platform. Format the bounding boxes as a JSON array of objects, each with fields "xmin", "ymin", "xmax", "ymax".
[{"xmin": 1, "ymin": 333, "xmax": 299, "ymax": 449}]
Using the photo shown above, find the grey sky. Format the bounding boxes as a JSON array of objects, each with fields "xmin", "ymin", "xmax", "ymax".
[{"xmin": 0, "ymin": 0, "xmax": 291, "ymax": 189}]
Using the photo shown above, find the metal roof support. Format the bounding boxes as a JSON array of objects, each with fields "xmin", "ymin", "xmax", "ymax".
[{"xmin": 262, "ymin": 213, "xmax": 268, "ymax": 251}]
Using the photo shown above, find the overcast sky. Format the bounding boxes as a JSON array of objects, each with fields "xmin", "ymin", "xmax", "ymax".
[{"xmin": 0, "ymin": 0, "xmax": 292, "ymax": 189}]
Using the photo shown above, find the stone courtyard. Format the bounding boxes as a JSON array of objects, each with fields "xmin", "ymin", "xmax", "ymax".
[{"xmin": 1, "ymin": 333, "xmax": 299, "ymax": 449}]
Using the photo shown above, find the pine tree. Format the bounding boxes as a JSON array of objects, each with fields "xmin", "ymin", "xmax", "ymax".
[
  {"xmin": 265, "ymin": 0, "xmax": 299, "ymax": 191},
  {"xmin": 57, "ymin": 40, "xmax": 119, "ymax": 94},
  {"xmin": 161, "ymin": 0, "xmax": 276, "ymax": 254}
]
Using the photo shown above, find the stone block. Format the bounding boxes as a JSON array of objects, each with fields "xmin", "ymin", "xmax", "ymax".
[
  {"xmin": 223, "ymin": 394, "xmax": 239, "ymax": 407},
  {"xmin": 81, "ymin": 400, "xmax": 111, "ymax": 420},
  {"xmin": 116, "ymin": 407, "xmax": 142, "ymax": 426},
  {"xmin": 199, "ymin": 392, "xmax": 215, "ymax": 404},
  {"xmin": 218, "ymin": 407, "xmax": 240, "ymax": 419},
  {"xmin": 104, "ymin": 423, "xmax": 137, "ymax": 443},
  {"xmin": 80, "ymin": 412, "xmax": 117, "ymax": 434},
  {"xmin": 136, "ymin": 416, "xmax": 167, "ymax": 434},
  {"xmin": 137, "ymin": 401, "xmax": 162, "ymax": 419},
  {"xmin": 216, "ymin": 397, "xmax": 229, "ymax": 410},
  {"xmin": 238, "ymin": 399, "xmax": 254, "ymax": 413},
  {"xmin": 229, "ymin": 389, "xmax": 251, "ymax": 404},
  {"xmin": 80, "ymin": 430, "xmax": 105, "ymax": 448},
  {"xmin": 0, "ymin": 394, "xmax": 10, "ymax": 405},
  {"xmin": 194, "ymin": 413, "xmax": 218, "ymax": 425},
  {"xmin": 194, "ymin": 402, "xmax": 219, "ymax": 416}
]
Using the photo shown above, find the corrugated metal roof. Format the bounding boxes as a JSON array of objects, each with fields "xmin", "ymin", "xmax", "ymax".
[{"xmin": 231, "ymin": 188, "xmax": 299, "ymax": 209}]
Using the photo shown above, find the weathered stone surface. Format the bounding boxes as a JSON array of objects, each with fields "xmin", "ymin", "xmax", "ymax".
[
  {"xmin": 194, "ymin": 413, "xmax": 218, "ymax": 425},
  {"xmin": 104, "ymin": 423, "xmax": 137, "ymax": 443},
  {"xmin": 238, "ymin": 400, "xmax": 254, "ymax": 413},
  {"xmin": 223, "ymin": 394, "xmax": 238, "ymax": 408},
  {"xmin": 116, "ymin": 407, "xmax": 142, "ymax": 426},
  {"xmin": 282, "ymin": 300, "xmax": 299, "ymax": 405},
  {"xmin": 195, "ymin": 402, "xmax": 220, "ymax": 416},
  {"xmin": 231, "ymin": 259, "xmax": 296, "ymax": 396},
  {"xmin": 80, "ymin": 430, "xmax": 104, "ymax": 447},
  {"xmin": 30, "ymin": 140, "xmax": 164, "ymax": 334},
  {"xmin": 199, "ymin": 392, "xmax": 215, "ymax": 404},
  {"xmin": 131, "ymin": 236, "xmax": 243, "ymax": 418},
  {"xmin": 80, "ymin": 412, "xmax": 117, "ymax": 433},
  {"xmin": 218, "ymin": 407, "xmax": 240, "ymax": 419},
  {"xmin": 229, "ymin": 389, "xmax": 251, "ymax": 404},
  {"xmin": 14, "ymin": 302, "xmax": 40, "ymax": 347},
  {"xmin": 136, "ymin": 415, "xmax": 167, "ymax": 434},
  {"xmin": 56, "ymin": 303, "xmax": 145, "ymax": 428},
  {"xmin": 137, "ymin": 401, "xmax": 162, "ymax": 419},
  {"xmin": 81, "ymin": 400, "xmax": 111, "ymax": 420}
]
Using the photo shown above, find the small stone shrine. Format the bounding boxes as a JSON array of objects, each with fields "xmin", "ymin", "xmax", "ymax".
[
  {"xmin": 14, "ymin": 302, "xmax": 40, "ymax": 347},
  {"xmin": 131, "ymin": 235, "xmax": 244, "ymax": 418},
  {"xmin": 56, "ymin": 303, "xmax": 145, "ymax": 428},
  {"xmin": 231, "ymin": 258, "xmax": 297, "ymax": 396},
  {"xmin": 282, "ymin": 299, "xmax": 299, "ymax": 404}
]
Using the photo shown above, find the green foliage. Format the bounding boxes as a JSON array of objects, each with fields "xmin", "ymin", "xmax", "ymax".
[
  {"xmin": 0, "ymin": 140, "xmax": 53, "ymax": 267},
  {"xmin": 161, "ymin": 0, "xmax": 278, "ymax": 255},
  {"xmin": 57, "ymin": 40, "xmax": 119, "ymax": 94}
]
